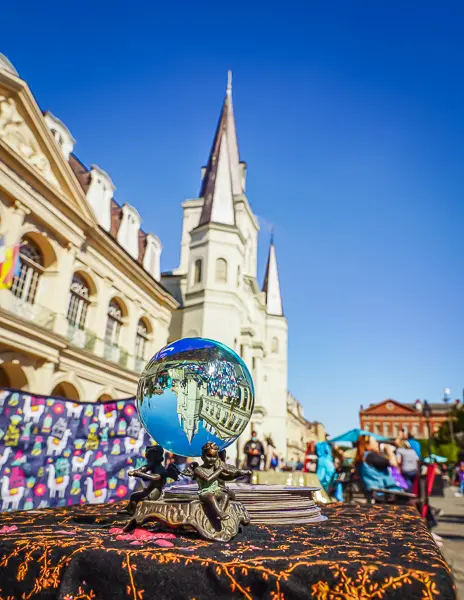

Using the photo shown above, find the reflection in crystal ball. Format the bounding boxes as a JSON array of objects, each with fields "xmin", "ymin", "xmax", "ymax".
[{"xmin": 136, "ymin": 338, "xmax": 255, "ymax": 457}]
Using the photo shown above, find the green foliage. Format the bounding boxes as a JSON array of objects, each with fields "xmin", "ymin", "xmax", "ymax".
[
  {"xmin": 435, "ymin": 404, "xmax": 464, "ymax": 447},
  {"xmin": 418, "ymin": 438, "xmax": 459, "ymax": 463}
]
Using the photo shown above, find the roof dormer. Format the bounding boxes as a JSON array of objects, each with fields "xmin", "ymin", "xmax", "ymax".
[
  {"xmin": 0, "ymin": 53, "xmax": 19, "ymax": 77},
  {"xmin": 117, "ymin": 203, "xmax": 142, "ymax": 260},
  {"xmin": 43, "ymin": 111, "xmax": 76, "ymax": 160},
  {"xmin": 86, "ymin": 165, "xmax": 115, "ymax": 232},
  {"xmin": 143, "ymin": 233, "xmax": 162, "ymax": 281}
]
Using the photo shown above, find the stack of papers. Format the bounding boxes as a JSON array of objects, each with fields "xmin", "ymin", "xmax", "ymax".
[{"xmin": 164, "ymin": 483, "xmax": 327, "ymax": 525}]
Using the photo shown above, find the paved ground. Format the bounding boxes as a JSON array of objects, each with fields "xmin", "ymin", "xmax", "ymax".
[{"xmin": 432, "ymin": 486, "xmax": 464, "ymax": 599}]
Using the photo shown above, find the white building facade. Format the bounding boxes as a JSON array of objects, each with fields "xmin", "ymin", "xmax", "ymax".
[{"xmin": 162, "ymin": 73, "xmax": 288, "ymax": 462}]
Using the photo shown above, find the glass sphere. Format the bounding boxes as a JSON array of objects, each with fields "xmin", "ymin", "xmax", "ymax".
[{"xmin": 136, "ymin": 338, "xmax": 255, "ymax": 457}]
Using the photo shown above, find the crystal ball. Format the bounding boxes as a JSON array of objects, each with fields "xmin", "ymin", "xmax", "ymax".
[{"xmin": 136, "ymin": 338, "xmax": 255, "ymax": 457}]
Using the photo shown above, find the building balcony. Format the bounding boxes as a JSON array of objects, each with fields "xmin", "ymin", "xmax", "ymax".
[
  {"xmin": 103, "ymin": 342, "xmax": 129, "ymax": 368},
  {"xmin": 66, "ymin": 323, "xmax": 97, "ymax": 352},
  {"xmin": 1, "ymin": 290, "xmax": 142, "ymax": 374},
  {"xmin": 1, "ymin": 293, "xmax": 56, "ymax": 331},
  {"xmin": 135, "ymin": 357, "xmax": 146, "ymax": 373}
]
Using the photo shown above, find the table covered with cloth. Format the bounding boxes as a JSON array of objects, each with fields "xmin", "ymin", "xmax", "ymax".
[{"xmin": 0, "ymin": 502, "xmax": 456, "ymax": 600}]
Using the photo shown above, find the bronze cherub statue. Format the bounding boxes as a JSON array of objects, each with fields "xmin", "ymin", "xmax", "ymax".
[
  {"xmin": 121, "ymin": 445, "xmax": 179, "ymax": 516},
  {"xmin": 121, "ymin": 443, "xmax": 251, "ymax": 541},
  {"xmin": 186, "ymin": 442, "xmax": 251, "ymax": 521}
]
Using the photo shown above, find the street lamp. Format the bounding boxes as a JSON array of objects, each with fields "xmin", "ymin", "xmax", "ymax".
[
  {"xmin": 423, "ymin": 400, "xmax": 432, "ymax": 458},
  {"xmin": 443, "ymin": 387, "xmax": 456, "ymax": 445}
]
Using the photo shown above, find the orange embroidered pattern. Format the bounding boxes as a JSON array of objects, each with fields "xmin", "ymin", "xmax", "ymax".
[{"xmin": 0, "ymin": 503, "xmax": 456, "ymax": 599}]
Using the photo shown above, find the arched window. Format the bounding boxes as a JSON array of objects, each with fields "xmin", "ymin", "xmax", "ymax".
[
  {"xmin": 271, "ymin": 336, "xmax": 279, "ymax": 354},
  {"xmin": 135, "ymin": 319, "xmax": 149, "ymax": 360},
  {"xmin": 11, "ymin": 239, "xmax": 44, "ymax": 304},
  {"xmin": 194, "ymin": 259, "xmax": 202, "ymax": 284},
  {"xmin": 67, "ymin": 274, "xmax": 90, "ymax": 329},
  {"xmin": 105, "ymin": 299, "xmax": 123, "ymax": 346},
  {"xmin": 215, "ymin": 258, "xmax": 227, "ymax": 283}
]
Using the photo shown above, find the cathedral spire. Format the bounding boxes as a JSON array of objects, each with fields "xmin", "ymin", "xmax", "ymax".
[
  {"xmin": 262, "ymin": 234, "xmax": 284, "ymax": 316},
  {"xmin": 198, "ymin": 71, "xmax": 243, "ymax": 227}
]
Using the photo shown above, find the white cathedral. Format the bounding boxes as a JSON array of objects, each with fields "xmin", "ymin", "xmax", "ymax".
[{"xmin": 162, "ymin": 73, "xmax": 288, "ymax": 462}]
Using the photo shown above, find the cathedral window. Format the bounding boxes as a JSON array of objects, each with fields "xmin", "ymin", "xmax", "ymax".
[
  {"xmin": 135, "ymin": 319, "xmax": 150, "ymax": 360},
  {"xmin": 215, "ymin": 258, "xmax": 228, "ymax": 283},
  {"xmin": 67, "ymin": 274, "xmax": 90, "ymax": 329},
  {"xmin": 105, "ymin": 299, "xmax": 123, "ymax": 346},
  {"xmin": 271, "ymin": 337, "xmax": 279, "ymax": 354},
  {"xmin": 193, "ymin": 259, "xmax": 202, "ymax": 284},
  {"xmin": 12, "ymin": 239, "xmax": 44, "ymax": 304}
]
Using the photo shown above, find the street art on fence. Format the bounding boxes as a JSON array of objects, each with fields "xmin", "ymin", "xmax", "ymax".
[{"xmin": 0, "ymin": 389, "xmax": 153, "ymax": 512}]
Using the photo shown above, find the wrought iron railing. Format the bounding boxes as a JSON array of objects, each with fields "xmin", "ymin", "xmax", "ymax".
[
  {"xmin": 103, "ymin": 343, "xmax": 129, "ymax": 368},
  {"xmin": 119, "ymin": 348, "xmax": 129, "ymax": 368},
  {"xmin": 135, "ymin": 357, "xmax": 146, "ymax": 373},
  {"xmin": 6, "ymin": 296, "xmax": 56, "ymax": 330},
  {"xmin": 103, "ymin": 342, "xmax": 120, "ymax": 363},
  {"xmin": 66, "ymin": 323, "xmax": 97, "ymax": 351},
  {"xmin": 3, "ymin": 292, "xmax": 142, "ymax": 373}
]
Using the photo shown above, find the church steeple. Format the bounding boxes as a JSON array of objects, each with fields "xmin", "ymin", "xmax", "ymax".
[
  {"xmin": 262, "ymin": 231, "xmax": 284, "ymax": 316},
  {"xmin": 198, "ymin": 71, "xmax": 243, "ymax": 227}
]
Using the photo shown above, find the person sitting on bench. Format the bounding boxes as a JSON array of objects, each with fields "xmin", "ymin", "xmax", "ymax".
[{"xmin": 355, "ymin": 435, "xmax": 403, "ymax": 495}]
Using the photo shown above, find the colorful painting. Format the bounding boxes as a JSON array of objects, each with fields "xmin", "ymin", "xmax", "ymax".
[{"xmin": 0, "ymin": 389, "xmax": 152, "ymax": 511}]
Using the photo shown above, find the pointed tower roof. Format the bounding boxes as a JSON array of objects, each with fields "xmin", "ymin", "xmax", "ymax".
[
  {"xmin": 262, "ymin": 231, "xmax": 284, "ymax": 316},
  {"xmin": 198, "ymin": 71, "xmax": 243, "ymax": 227}
]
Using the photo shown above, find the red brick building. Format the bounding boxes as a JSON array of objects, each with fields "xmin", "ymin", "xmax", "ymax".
[{"xmin": 359, "ymin": 399, "xmax": 452, "ymax": 439}]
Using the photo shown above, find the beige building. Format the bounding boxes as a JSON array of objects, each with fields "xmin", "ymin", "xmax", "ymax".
[
  {"xmin": 286, "ymin": 392, "xmax": 326, "ymax": 461},
  {"xmin": 0, "ymin": 54, "xmax": 177, "ymax": 401}
]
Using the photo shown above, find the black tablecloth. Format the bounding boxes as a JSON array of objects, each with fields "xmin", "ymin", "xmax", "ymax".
[{"xmin": 0, "ymin": 502, "xmax": 455, "ymax": 599}]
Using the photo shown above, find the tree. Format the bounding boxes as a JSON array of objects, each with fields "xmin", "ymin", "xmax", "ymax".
[{"xmin": 435, "ymin": 403, "xmax": 464, "ymax": 447}]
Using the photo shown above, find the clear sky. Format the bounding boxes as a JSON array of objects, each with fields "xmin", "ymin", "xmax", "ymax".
[{"xmin": 3, "ymin": 1, "xmax": 464, "ymax": 435}]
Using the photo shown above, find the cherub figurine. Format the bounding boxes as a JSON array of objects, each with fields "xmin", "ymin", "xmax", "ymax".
[
  {"xmin": 217, "ymin": 449, "xmax": 251, "ymax": 502},
  {"xmin": 122, "ymin": 445, "xmax": 179, "ymax": 516},
  {"xmin": 187, "ymin": 442, "xmax": 251, "ymax": 521}
]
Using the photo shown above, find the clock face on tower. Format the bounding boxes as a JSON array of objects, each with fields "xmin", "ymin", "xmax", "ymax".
[{"xmin": 386, "ymin": 402, "xmax": 394, "ymax": 411}]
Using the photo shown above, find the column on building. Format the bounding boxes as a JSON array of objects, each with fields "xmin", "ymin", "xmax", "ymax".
[
  {"xmin": 92, "ymin": 277, "xmax": 116, "ymax": 358},
  {"xmin": 51, "ymin": 243, "xmax": 79, "ymax": 337}
]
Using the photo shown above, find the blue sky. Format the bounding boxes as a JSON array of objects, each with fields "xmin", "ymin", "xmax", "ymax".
[{"xmin": 3, "ymin": 1, "xmax": 464, "ymax": 435}]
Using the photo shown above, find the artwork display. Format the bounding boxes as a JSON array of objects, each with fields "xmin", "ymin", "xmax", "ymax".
[{"xmin": 0, "ymin": 389, "xmax": 150, "ymax": 512}]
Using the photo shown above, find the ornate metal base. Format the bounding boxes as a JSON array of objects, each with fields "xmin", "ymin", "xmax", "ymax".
[{"xmin": 123, "ymin": 498, "xmax": 250, "ymax": 542}]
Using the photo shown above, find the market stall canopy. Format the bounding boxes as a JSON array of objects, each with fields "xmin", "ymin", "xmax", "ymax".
[
  {"xmin": 423, "ymin": 454, "xmax": 448, "ymax": 464},
  {"xmin": 329, "ymin": 429, "xmax": 389, "ymax": 444}
]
